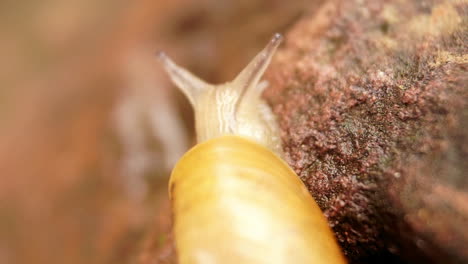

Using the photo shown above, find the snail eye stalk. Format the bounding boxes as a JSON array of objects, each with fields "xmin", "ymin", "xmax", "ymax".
[{"xmin": 157, "ymin": 51, "xmax": 211, "ymax": 107}]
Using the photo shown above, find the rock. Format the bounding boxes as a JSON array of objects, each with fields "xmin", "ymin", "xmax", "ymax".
[{"xmin": 264, "ymin": 0, "xmax": 467, "ymax": 263}]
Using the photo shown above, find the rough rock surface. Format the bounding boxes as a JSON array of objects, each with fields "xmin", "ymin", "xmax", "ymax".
[{"xmin": 264, "ymin": 0, "xmax": 467, "ymax": 263}]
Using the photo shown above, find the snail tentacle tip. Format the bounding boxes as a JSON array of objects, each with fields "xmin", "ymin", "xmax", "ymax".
[
  {"xmin": 232, "ymin": 32, "xmax": 283, "ymax": 98},
  {"xmin": 156, "ymin": 50, "xmax": 210, "ymax": 107},
  {"xmin": 272, "ymin": 33, "xmax": 283, "ymax": 43},
  {"xmin": 156, "ymin": 51, "xmax": 167, "ymax": 61},
  {"xmin": 266, "ymin": 33, "xmax": 283, "ymax": 51}
]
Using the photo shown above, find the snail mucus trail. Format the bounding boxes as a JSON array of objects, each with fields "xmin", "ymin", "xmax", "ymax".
[{"xmin": 157, "ymin": 33, "xmax": 346, "ymax": 264}]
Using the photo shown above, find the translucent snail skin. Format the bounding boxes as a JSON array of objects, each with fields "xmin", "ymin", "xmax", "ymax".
[{"xmin": 158, "ymin": 33, "xmax": 347, "ymax": 264}]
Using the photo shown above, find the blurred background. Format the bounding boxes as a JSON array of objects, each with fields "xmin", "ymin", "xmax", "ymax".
[{"xmin": 0, "ymin": 1, "xmax": 309, "ymax": 263}]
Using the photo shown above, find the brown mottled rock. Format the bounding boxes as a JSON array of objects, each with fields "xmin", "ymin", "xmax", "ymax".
[{"xmin": 264, "ymin": 0, "xmax": 467, "ymax": 263}]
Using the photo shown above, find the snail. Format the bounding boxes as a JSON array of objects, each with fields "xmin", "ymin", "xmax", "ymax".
[{"xmin": 158, "ymin": 33, "xmax": 346, "ymax": 264}]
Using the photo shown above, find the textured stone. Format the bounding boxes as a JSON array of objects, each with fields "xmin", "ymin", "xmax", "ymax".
[{"xmin": 264, "ymin": 0, "xmax": 467, "ymax": 263}]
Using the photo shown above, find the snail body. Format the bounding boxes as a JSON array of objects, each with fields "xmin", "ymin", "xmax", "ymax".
[{"xmin": 159, "ymin": 34, "xmax": 346, "ymax": 264}]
